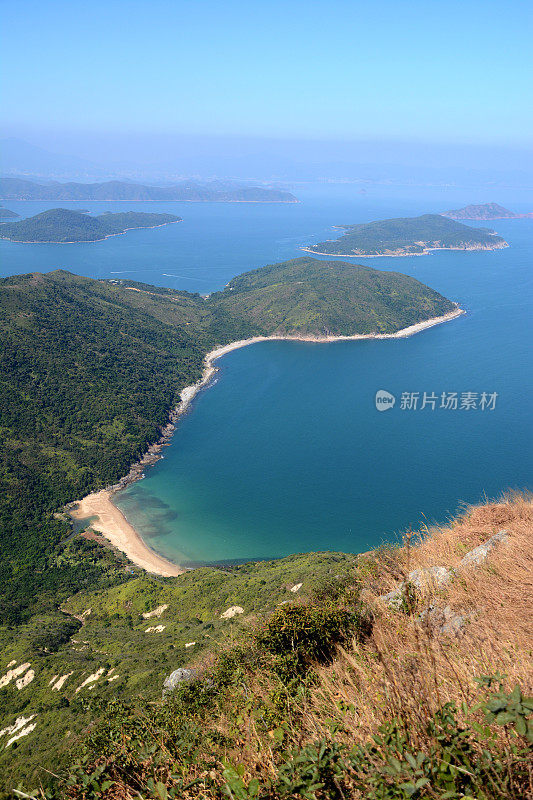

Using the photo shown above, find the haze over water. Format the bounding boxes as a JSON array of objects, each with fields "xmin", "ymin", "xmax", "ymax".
[{"xmin": 2, "ymin": 184, "xmax": 532, "ymax": 564}]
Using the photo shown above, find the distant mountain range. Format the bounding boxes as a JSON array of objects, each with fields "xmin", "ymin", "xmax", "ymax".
[
  {"xmin": 304, "ymin": 213, "xmax": 508, "ymax": 257},
  {"xmin": 0, "ymin": 176, "xmax": 297, "ymax": 203},
  {"xmin": 443, "ymin": 203, "xmax": 533, "ymax": 220},
  {"xmin": 0, "ymin": 208, "xmax": 181, "ymax": 243}
]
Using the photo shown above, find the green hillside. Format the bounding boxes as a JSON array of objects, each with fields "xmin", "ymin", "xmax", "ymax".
[
  {"xmin": 306, "ymin": 213, "xmax": 508, "ymax": 256},
  {"xmin": 0, "ymin": 263, "xmax": 460, "ymax": 791},
  {"xmin": 213, "ymin": 257, "xmax": 454, "ymax": 335},
  {"xmin": 0, "ymin": 208, "xmax": 181, "ymax": 242}
]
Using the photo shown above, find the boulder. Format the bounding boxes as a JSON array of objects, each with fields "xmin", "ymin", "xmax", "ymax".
[
  {"xmin": 163, "ymin": 667, "xmax": 197, "ymax": 698},
  {"xmin": 460, "ymin": 530, "xmax": 509, "ymax": 567}
]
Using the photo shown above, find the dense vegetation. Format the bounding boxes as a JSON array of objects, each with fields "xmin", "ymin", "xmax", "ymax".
[
  {"xmin": 0, "ymin": 208, "xmax": 181, "ymax": 242},
  {"xmin": 214, "ymin": 257, "xmax": 454, "ymax": 335},
  {"xmin": 0, "ymin": 176, "xmax": 298, "ymax": 203},
  {"xmin": 0, "ymin": 263, "xmax": 463, "ymax": 792},
  {"xmin": 306, "ymin": 213, "xmax": 507, "ymax": 256}
]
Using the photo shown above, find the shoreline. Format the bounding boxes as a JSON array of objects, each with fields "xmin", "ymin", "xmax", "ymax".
[
  {"xmin": 69, "ymin": 490, "xmax": 185, "ymax": 577},
  {"xmin": 300, "ymin": 242, "xmax": 508, "ymax": 258},
  {"xmin": 67, "ymin": 304, "xmax": 464, "ymax": 575}
]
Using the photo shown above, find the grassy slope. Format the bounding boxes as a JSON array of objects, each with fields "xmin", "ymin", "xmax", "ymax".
[
  {"xmin": 308, "ymin": 213, "xmax": 507, "ymax": 256},
  {"xmin": 2, "ymin": 495, "xmax": 531, "ymax": 797}
]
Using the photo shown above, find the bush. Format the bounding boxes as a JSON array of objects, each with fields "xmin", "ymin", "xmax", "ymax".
[{"xmin": 253, "ymin": 602, "xmax": 371, "ymax": 680}]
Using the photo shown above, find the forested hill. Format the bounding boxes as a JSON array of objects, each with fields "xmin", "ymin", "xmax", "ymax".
[
  {"xmin": 305, "ymin": 213, "xmax": 508, "ymax": 256},
  {"xmin": 0, "ymin": 175, "xmax": 298, "ymax": 203},
  {"xmin": 212, "ymin": 257, "xmax": 455, "ymax": 336},
  {"xmin": 0, "ymin": 208, "xmax": 181, "ymax": 242}
]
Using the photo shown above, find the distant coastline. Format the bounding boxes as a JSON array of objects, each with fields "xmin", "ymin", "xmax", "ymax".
[
  {"xmin": 301, "ymin": 242, "xmax": 508, "ymax": 258},
  {"xmin": 68, "ymin": 304, "xmax": 465, "ymax": 575}
]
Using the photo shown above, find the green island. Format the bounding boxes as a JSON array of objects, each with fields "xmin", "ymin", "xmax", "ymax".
[
  {"xmin": 0, "ymin": 175, "xmax": 298, "ymax": 203},
  {"xmin": 443, "ymin": 202, "xmax": 533, "ymax": 220},
  {"xmin": 0, "ymin": 208, "xmax": 181, "ymax": 243},
  {"xmin": 0, "ymin": 208, "xmax": 19, "ymax": 220},
  {"xmin": 304, "ymin": 213, "xmax": 508, "ymax": 257},
  {"xmin": 0, "ymin": 264, "xmax": 530, "ymax": 799}
]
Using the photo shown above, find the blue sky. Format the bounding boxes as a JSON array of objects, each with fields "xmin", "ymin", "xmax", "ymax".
[{"xmin": 2, "ymin": 0, "xmax": 532, "ymax": 148}]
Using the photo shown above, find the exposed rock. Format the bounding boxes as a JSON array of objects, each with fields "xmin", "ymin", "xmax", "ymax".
[
  {"xmin": 0, "ymin": 714, "xmax": 36, "ymax": 739},
  {"xmin": 51, "ymin": 672, "xmax": 73, "ymax": 691},
  {"xmin": 163, "ymin": 668, "xmax": 197, "ymax": 697},
  {"xmin": 185, "ymin": 642, "xmax": 196, "ymax": 648},
  {"xmin": 220, "ymin": 606, "xmax": 244, "ymax": 619},
  {"xmin": 379, "ymin": 530, "xmax": 509, "ymax": 609},
  {"xmin": 460, "ymin": 530, "xmax": 509, "ymax": 567},
  {"xmin": 145, "ymin": 624, "xmax": 166, "ymax": 633},
  {"xmin": 0, "ymin": 715, "xmax": 38, "ymax": 748},
  {"xmin": 407, "ymin": 566, "xmax": 454, "ymax": 589},
  {"xmin": 0, "ymin": 662, "xmax": 31, "ymax": 688},
  {"xmin": 16, "ymin": 669, "xmax": 35, "ymax": 690},
  {"xmin": 6, "ymin": 722, "xmax": 37, "ymax": 748},
  {"xmin": 75, "ymin": 667, "xmax": 105, "ymax": 694},
  {"xmin": 290, "ymin": 583, "xmax": 303, "ymax": 593},
  {"xmin": 142, "ymin": 604, "xmax": 168, "ymax": 619},
  {"xmin": 419, "ymin": 604, "xmax": 470, "ymax": 637},
  {"xmin": 379, "ymin": 588, "xmax": 404, "ymax": 608}
]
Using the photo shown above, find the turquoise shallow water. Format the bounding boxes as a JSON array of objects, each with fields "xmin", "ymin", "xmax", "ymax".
[{"xmin": 1, "ymin": 184, "xmax": 532, "ymax": 564}]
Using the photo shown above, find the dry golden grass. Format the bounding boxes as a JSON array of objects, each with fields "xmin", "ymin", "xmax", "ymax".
[
  {"xmin": 207, "ymin": 492, "xmax": 533, "ymax": 783},
  {"xmin": 285, "ymin": 492, "xmax": 533, "ymax": 754}
]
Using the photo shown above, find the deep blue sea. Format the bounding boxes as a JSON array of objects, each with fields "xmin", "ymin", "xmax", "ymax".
[{"xmin": 1, "ymin": 184, "xmax": 532, "ymax": 564}]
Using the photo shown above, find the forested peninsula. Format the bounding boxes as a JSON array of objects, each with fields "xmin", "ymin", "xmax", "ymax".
[
  {"xmin": 0, "ymin": 208, "xmax": 181, "ymax": 242},
  {"xmin": 304, "ymin": 213, "xmax": 508, "ymax": 257}
]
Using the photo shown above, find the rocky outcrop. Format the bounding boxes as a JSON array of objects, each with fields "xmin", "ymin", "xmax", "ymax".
[
  {"xmin": 459, "ymin": 530, "xmax": 509, "ymax": 567},
  {"xmin": 378, "ymin": 530, "xmax": 510, "ymax": 628}
]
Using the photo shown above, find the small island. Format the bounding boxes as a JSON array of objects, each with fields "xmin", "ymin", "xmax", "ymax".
[
  {"xmin": 0, "ymin": 208, "xmax": 182, "ymax": 243},
  {"xmin": 303, "ymin": 213, "xmax": 508, "ymax": 257},
  {"xmin": 0, "ymin": 208, "xmax": 19, "ymax": 220},
  {"xmin": 443, "ymin": 202, "xmax": 533, "ymax": 220}
]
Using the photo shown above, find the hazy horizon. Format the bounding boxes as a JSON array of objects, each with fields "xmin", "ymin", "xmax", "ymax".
[{"xmin": 2, "ymin": 0, "xmax": 532, "ymax": 186}]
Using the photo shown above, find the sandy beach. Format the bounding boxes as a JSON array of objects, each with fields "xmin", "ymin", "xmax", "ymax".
[
  {"xmin": 70, "ymin": 490, "xmax": 184, "ymax": 576},
  {"xmin": 69, "ymin": 303, "xmax": 464, "ymax": 575}
]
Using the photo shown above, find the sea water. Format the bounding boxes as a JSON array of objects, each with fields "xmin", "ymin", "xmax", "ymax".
[{"xmin": 1, "ymin": 184, "xmax": 531, "ymax": 563}]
